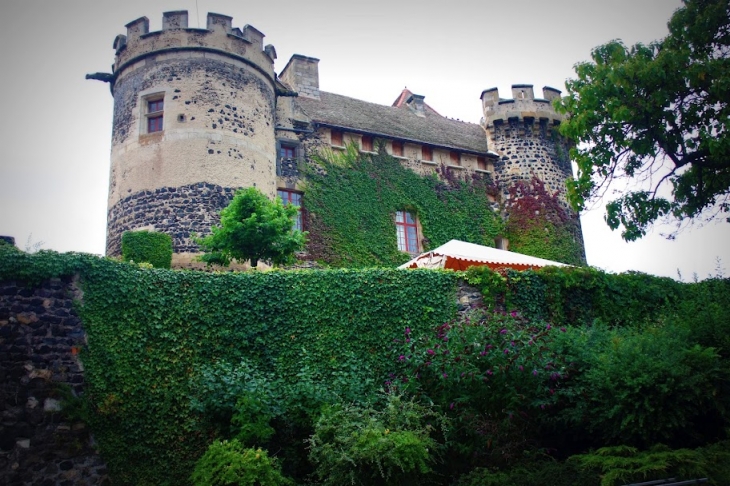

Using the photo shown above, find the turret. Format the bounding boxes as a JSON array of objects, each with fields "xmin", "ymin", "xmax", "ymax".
[
  {"xmin": 480, "ymin": 84, "xmax": 572, "ymax": 205},
  {"xmin": 96, "ymin": 11, "xmax": 279, "ymax": 265},
  {"xmin": 482, "ymin": 84, "xmax": 585, "ymax": 263}
]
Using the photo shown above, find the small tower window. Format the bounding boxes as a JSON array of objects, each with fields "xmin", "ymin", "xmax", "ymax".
[
  {"xmin": 395, "ymin": 210, "xmax": 419, "ymax": 255},
  {"xmin": 280, "ymin": 144, "xmax": 296, "ymax": 160},
  {"xmin": 146, "ymin": 97, "xmax": 164, "ymax": 133}
]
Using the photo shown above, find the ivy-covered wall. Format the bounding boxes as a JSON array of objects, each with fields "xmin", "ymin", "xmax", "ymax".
[
  {"xmin": 0, "ymin": 245, "xmax": 458, "ymax": 485},
  {"xmin": 302, "ymin": 146, "xmax": 504, "ymax": 267},
  {"xmin": 503, "ymin": 178, "xmax": 586, "ymax": 266},
  {"xmin": 0, "ymin": 244, "xmax": 705, "ymax": 485}
]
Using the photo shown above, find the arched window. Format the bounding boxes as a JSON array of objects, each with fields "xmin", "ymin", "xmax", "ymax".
[{"xmin": 396, "ymin": 210, "xmax": 419, "ymax": 255}]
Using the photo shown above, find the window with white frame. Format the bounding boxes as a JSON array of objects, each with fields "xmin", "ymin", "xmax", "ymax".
[{"xmin": 395, "ymin": 210, "xmax": 419, "ymax": 255}]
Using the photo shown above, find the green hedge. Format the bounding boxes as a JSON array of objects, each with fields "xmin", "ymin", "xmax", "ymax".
[
  {"xmin": 121, "ymin": 230, "xmax": 173, "ymax": 268},
  {"xmin": 465, "ymin": 265, "xmax": 684, "ymax": 326},
  {"xmin": 2, "ymin": 245, "xmax": 727, "ymax": 485}
]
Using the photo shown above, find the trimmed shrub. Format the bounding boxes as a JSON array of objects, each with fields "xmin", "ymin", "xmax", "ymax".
[{"xmin": 121, "ymin": 230, "xmax": 173, "ymax": 268}]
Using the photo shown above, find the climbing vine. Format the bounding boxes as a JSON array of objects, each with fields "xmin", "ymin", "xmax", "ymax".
[
  {"xmin": 503, "ymin": 177, "xmax": 585, "ymax": 265},
  {"xmin": 302, "ymin": 144, "xmax": 504, "ymax": 267}
]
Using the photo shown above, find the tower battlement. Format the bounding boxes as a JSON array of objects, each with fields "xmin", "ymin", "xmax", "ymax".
[
  {"xmin": 480, "ymin": 85, "xmax": 564, "ymax": 127},
  {"xmin": 111, "ymin": 11, "xmax": 276, "ymax": 84}
]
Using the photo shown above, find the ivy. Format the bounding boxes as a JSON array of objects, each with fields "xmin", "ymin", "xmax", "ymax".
[
  {"xmin": 2, "ymin": 246, "xmax": 728, "ymax": 484},
  {"xmin": 302, "ymin": 144, "xmax": 504, "ymax": 267},
  {"xmin": 503, "ymin": 177, "xmax": 585, "ymax": 266}
]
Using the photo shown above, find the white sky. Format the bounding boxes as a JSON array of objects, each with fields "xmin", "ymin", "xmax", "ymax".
[{"xmin": 0, "ymin": 0, "xmax": 728, "ymax": 280}]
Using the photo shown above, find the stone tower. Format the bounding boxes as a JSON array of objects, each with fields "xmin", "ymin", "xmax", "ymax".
[
  {"xmin": 481, "ymin": 84, "xmax": 573, "ymax": 204},
  {"xmin": 100, "ymin": 11, "xmax": 278, "ymax": 264},
  {"xmin": 481, "ymin": 84, "xmax": 585, "ymax": 258}
]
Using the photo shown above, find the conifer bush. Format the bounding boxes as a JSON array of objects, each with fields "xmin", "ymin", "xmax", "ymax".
[{"xmin": 191, "ymin": 440, "xmax": 293, "ymax": 486}]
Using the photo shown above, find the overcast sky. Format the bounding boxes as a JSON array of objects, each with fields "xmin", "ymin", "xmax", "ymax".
[{"xmin": 0, "ymin": 0, "xmax": 728, "ymax": 280}]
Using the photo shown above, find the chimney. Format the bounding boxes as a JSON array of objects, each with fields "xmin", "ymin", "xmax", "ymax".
[{"xmin": 280, "ymin": 55, "xmax": 320, "ymax": 100}]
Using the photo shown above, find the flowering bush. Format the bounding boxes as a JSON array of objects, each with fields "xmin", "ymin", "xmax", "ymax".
[
  {"xmin": 395, "ymin": 308, "xmax": 565, "ymax": 418},
  {"xmin": 393, "ymin": 308, "xmax": 566, "ymax": 469}
]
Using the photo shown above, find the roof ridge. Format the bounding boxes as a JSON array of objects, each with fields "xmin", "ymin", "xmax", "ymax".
[{"xmin": 318, "ymin": 90, "xmax": 479, "ymax": 126}]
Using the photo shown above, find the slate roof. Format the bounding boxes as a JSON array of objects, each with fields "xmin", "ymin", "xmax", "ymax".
[{"xmin": 295, "ymin": 91, "xmax": 490, "ymax": 155}]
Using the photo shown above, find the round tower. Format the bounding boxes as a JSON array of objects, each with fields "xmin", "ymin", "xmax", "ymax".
[
  {"xmin": 481, "ymin": 84, "xmax": 586, "ymax": 262},
  {"xmin": 103, "ymin": 11, "xmax": 278, "ymax": 264},
  {"xmin": 481, "ymin": 84, "xmax": 573, "ymax": 204}
]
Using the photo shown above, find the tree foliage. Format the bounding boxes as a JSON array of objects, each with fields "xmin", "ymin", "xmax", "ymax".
[
  {"xmin": 557, "ymin": 0, "xmax": 730, "ymax": 240},
  {"xmin": 197, "ymin": 187, "xmax": 306, "ymax": 267}
]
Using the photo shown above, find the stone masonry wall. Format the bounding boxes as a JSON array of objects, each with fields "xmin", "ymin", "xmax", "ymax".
[
  {"xmin": 0, "ymin": 263, "xmax": 482, "ymax": 485},
  {"xmin": 106, "ymin": 182, "xmax": 237, "ymax": 257},
  {"xmin": 490, "ymin": 118, "xmax": 573, "ymax": 207},
  {"xmin": 0, "ymin": 276, "xmax": 108, "ymax": 486}
]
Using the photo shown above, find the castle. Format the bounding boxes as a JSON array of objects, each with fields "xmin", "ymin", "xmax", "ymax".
[{"xmin": 88, "ymin": 10, "xmax": 583, "ymax": 266}]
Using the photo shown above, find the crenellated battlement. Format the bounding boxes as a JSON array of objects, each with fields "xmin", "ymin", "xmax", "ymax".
[
  {"xmin": 111, "ymin": 11, "xmax": 276, "ymax": 84},
  {"xmin": 480, "ymin": 84, "xmax": 564, "ymax": 127}
]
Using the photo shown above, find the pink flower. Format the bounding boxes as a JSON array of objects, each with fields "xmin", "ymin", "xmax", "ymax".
[
  {"xmin": 427, "ymin": 349, "xmax": 435, "ymax": 355},
  {"xmin": 442, "ymin": 373, "xmax": 448, "ymax": 378},
  {"xmin": 405, "ymin": 327, "xmax": 411, "ymax": 335},
  {"xmin": 503, "ymin": 349, "xmax": 510, "ymax": 354},
  {"xmin": 399, "ymin": 355, "xmax": 405, "ymax": 361},
  {"xmin": 510, "ymin": 310, "xmax": 517, "ymax": 317},
  {"xmin": 518, "ymin": 365, "xmax": 524, "ymax": 371},
  {"xmin": 532, "ymin": 370, "xmax": 538, "ymax": 376},
  {"xmin": 500, "ymin": 329, "xmax": 508, "ymax": 334},
  {"xmin": 449, "ymin": 402, "xmax": 455, "ymax": 409}
]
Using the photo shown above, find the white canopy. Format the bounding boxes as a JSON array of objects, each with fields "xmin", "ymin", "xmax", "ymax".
[{"xmin": 398, "ymin": 239, "xmax": 569, "ymax": 271}]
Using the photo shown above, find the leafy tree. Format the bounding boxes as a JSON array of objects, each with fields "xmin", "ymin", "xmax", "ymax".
[
  {"xmin": 557, "ymin": 0, "xmax": 730, "ymax": 240},
  {"xmin": 197, "ymin": 187, "xmax": 305, "ymax": 267}
]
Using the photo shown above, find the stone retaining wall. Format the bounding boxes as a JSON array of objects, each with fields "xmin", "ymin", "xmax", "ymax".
[
  {"xmin": 0, "ymin": 276, "xmax": 108, "ymax": 486},
  {"xmin": 0, "ymin": 267, "xmax": 482, "ymax": 485}
]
